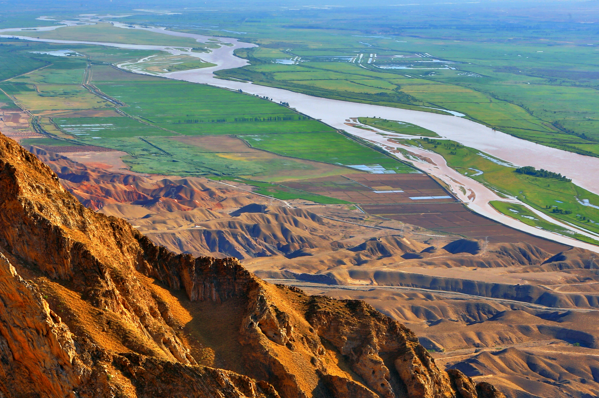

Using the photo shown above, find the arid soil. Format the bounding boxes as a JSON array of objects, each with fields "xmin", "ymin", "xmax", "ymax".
[
  {"xmin": 27, "ymin": 143, "xmax": 599, "ymax": 398},
  {"xmin": 0, "ymin": 110, "xmax": 39, "ymax": 141},
  {"xmin": 296, "ymin": 286, "xmax": 599, "ymax": 398},
  {"xmin": 5, "ymin": 22, "xmax": 598, "ymax": 398},
  {"xmin": 0, "ymin": 132, "xmax": 510, "ymax": 397}
]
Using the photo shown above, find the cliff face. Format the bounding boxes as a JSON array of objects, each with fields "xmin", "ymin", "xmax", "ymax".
[{"xmin": 0, "ymin": 133, "xmax": 504, "ymax": 398}]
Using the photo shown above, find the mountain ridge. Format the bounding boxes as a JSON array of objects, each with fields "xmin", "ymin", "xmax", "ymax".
[{"xmin": 0, "ymin": 133, "xmax": 504, "ymax": 397}]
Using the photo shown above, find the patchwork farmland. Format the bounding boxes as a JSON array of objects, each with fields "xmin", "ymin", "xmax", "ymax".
[{"xmin": 286, "ymin": 173, "xmax": 568, "ymax": 252}]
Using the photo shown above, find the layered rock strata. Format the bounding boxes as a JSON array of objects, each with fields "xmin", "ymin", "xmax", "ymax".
[{"xmin": 0, "ymin": 133, "xmax": 503, "ymax": 397}]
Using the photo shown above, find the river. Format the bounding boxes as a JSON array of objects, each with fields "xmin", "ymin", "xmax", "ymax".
[{"xmin": 3, "ymin": 21, "xmax": 599, "ymax": 252}]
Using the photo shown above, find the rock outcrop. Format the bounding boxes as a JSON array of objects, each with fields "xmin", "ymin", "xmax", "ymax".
[{"xmin": 0, "ymin": 133, "xmax": 504, "ymax": 397}]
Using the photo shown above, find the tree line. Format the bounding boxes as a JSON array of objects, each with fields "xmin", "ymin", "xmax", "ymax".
[{"xmin": 515, "ymin": 166, "xmax": 571, "ymax": 182}]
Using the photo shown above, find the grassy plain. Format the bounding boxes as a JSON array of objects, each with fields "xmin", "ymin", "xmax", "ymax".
[
  {"xmin": 1, "ymin": 56, "xmax": 110, "ymax": 113},
  {"xmin": 0, "ymin": 40, "xmax": 51, "ymax": 81},
  {"xmin": 92, "ymin": 70, "xmax": 414, "ymax": 175},
  {"xmin": 490, "ymin": 201, "xmax": 599, "ymax": 245},
  {"xmin": 93, "ymin": 69, "xmax": 332, "ymax": 136},
  {"xmin": 138, "ymin": 7, "xmax": 599, "ymax": 158},
  {"xmin": 407, "ymin": 138, "xmax": 599, "ymax": 239},
  {"xmin": 215, "ymin": 177, "xmax": 351, "ymax": 204},
  {"xmin": 0, "ymin": 81, "xmax": 109, "ymax": 113},
  {"xmin": 243, "ymin": 132, "xmax": 414, "ymax": 174},
  {"xmin": 3, "ymin": 40, "xmax": 415, "ymax": 204},
  {"xmin": 15, "ymin": 17, "xmax": 594, "ymax": 158},
  {"xmin": 121, "ymin": 54, "xmax": 215, "ymax": 74},
  {"xmin": 0, "ymin": 89, "xmax": 19, "ymax": 110},
  {"xmin": 55, "ymin": 116, "xmax": 172, "ymax": 138},
  {"xmin": 217, "ymin": 61, "xmax": 441, "ymax": 114},
  {"xmin": 23, "ymin": 137, "xmax": 84, "ymax": 147},
  {"xmin": 11, "ymin": 23, "xmax": 201, "ymax": 47},
  {"xmin": 358, "ymin": 117, "xmax": 438, "ymax": 137},
  {"xmin": 0, "ymin": 13, "xmax": 56, "ymax": 29},
  {"xmin": 10, "ymin": 16, "xmax": 598, "ymax": 215},
  {"xmin": 219, "ymin": 51, "xmax": 587, "ymax": 152}
]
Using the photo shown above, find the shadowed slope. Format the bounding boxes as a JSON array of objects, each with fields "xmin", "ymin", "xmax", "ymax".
[{"xmin": 0, "ymin": 133, "xmax": 504, "ymax": 397}]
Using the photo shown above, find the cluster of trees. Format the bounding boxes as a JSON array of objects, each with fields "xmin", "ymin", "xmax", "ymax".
[
  {"xmin": 422, "ymin": 138, "xmax": 462, "ymax": 154},
  {"xmin": 552, "ymin": 121, "xmax": 596, "ymax": 142},
  {"xmin": 234, "ymin": 116, "xmax": 298, "ymax": 122},
  {"xmin": 175, "ymin": 115, "xmax": 305, "ymax": 124},
  {"xmin": 545, "ymin": 205, "xmax": 573, "ymax": 215},
  {"xmin": 578, "ymin": 214, "xmax": 591, "ymax": 222},
  {"xmin": 552, "ymin": 207, "xmax": 572, "ymax": 215},
  {"xmin": 515, "ymin": 166, "xmax": 571, "ymax": 182}
]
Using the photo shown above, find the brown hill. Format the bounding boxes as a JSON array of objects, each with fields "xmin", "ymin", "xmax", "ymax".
[
  {"xmin": 295, "ymin": 282, "xmax": 599, "ymax": 398},
  {"xmin": 0, "ymin": 135, "xmax": 507, "ymax": 396},
  {"xmin": 447, "ymin": 347, "xmax": 599, "ymax": 398},
  {"xmin": 30, "ymin": 147, "xmax": 357, "ymax": 260},
  {"xmin": 27, "ymin": 142, "xmax": 599, "ymax": 397},
  {"xmin": 26, "ymin": 146, "xmax": 256, "ymax": 212}
]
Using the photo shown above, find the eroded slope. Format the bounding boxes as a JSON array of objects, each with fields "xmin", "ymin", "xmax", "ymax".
[{"xmin": 0, "ymin": 134, "xmax": 505, "ymax": 396}]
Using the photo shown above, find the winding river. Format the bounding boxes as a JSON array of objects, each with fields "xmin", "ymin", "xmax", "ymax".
[{"xmin": 3, "ymin": 21, "xmax": 599, "ymax": 252}]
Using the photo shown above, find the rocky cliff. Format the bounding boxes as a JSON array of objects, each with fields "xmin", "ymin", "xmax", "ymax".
[{"xmin": 0, "ymin": 133, "xmax": 504, "ymax": 397}]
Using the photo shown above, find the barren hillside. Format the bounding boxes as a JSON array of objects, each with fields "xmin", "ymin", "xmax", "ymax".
[
  {"xmin": 26, "ymin": 142, "xmax": 599, "ymax": 398},
  {"xmin": 0, "ymin": 134, "xmax": 508, "ymax": 397}
]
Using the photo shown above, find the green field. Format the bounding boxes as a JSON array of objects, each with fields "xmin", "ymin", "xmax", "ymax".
[
  {"xmin": 490, "ymin": 201, "xmax": 599, "ymax": 246},
  {"xmin": 10, "ymin": 23, "xmax": 202, "ymax": 48},
  {"xmin": 218, "ymin": 51, "xmax": 597, "ymax": 154},
  {"xmin": 22, "ymin": 137, "xmax": 84, "ymax": 147},
  {"xmin": 0, "ymin": 89, "xmax": 19, "ymax": 110},
  {"xmin": 5, "ymin": 41, "xmax": 415, "ymax": 204},
  {"xmin": 54, "ymin": 116, "xmax": 173, "ymax": 138},
  {"xmin": 406, "ymin": 138, "xmax": 599, "ymax": 240},
  {"xmin": 7, "ymin": 9, "xmax": 599, "ymax": 211},
  {"xmin": 129, "ymin": 6, "xmax": 594, "ymax": 159},
  {"xmin": 0, "ymin": 40, "xmax": 51, "ymax": 82},
  {"xmin": 119, "ymin": 54, "xmax": 216, "ymax": 75},
  {"xmin": 10, "ymin": 56, "xmax": 87, "ymax": 85},
  {"xmin": 215, "ymin": 177, "xmax": 350, "ymax": 204},
  {"xmin": 358, "ymin": 117, "xmax": 439, "ymax": 137},
  {"xmin": 217, "ymin": 61, "xmax": 443, "ymax": 114},
  {"xmin": 93, "ymin": 69, "xmax": 332, "ymax": 137},
  {"xmin": 243, "ymin": 132, "xmax": 414, "ymax": 174},
  {"xmin": 11, "ymin": 15, "xmax": 597, "ymax": 159},
  {"xmin": 0, "ymin": 81, "xmax": 109, "ymax": 112},
  {"xmin": 91, "ymin": 68, "xmax": 415, "ymax": 176}
]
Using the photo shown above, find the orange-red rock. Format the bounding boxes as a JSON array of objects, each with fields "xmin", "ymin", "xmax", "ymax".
[{"xmin": 0, "ymin": 133, "xmax": 504, "ymax": 397}]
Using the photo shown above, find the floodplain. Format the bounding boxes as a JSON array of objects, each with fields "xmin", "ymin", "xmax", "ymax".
[{"xmin": 3, "ymin": 5, "xmax": 599, "ymax": 397}]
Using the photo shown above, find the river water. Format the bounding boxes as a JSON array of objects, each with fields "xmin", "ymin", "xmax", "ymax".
[{"xmin": 3, "ymin": 22, "xmax": 599, "ymax": 251}]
